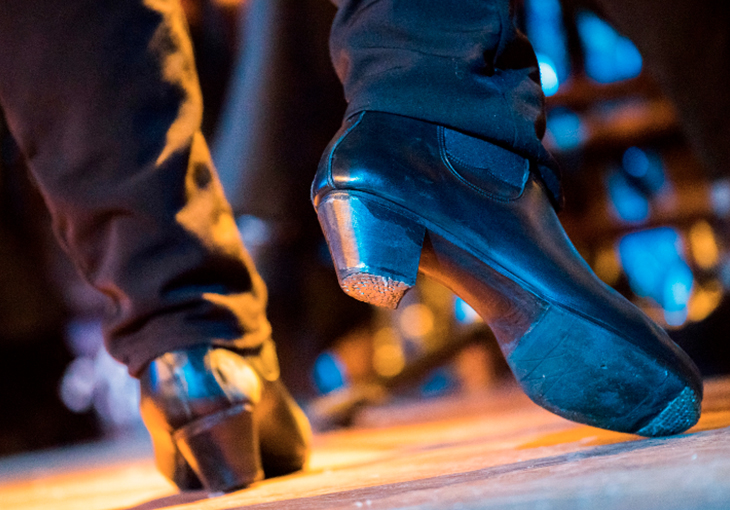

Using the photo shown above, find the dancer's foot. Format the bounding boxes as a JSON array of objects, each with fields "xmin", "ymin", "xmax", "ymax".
[
  {"xmin": 312, "ymin": 111, "xmax": 702, "ymax": 436},
  {"xmin": 139, "ymin": 340, "xmax": 311, "ymax": 493}
]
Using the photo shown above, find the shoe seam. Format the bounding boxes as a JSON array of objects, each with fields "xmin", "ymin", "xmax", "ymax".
[
  {"xmin": 444, "ymin": 144, "xmax": 530, "ymax": 187},
  {"xmin": 437, "ymin": 126, "xmax": 526, "ymax": 202},
  {"xmin": 446, "ymin": 147, "xmax": 531, "ymax": 191},
  {"xmin": 325, "ymin": 111, "xmax": 367, "ymax": 193}
]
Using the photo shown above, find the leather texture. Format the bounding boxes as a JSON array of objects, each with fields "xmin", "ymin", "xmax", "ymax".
[
  {"xmin": 139, "ymin": 339, "xmax": 311, "ymax": 490},
  {"xmin": 312, "ymin": 111, "xmax": 702, "ymax": 434},
  {"xmin": 312, "ymin": 112, "xmax": 693, "ymax": 375}
]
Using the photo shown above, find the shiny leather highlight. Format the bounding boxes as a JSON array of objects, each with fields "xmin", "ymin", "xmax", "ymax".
[
  {"xmin": 312, "ymin": 111, "xmax": 702, "ymax": 436},
  {"xmin": 140, "ymin": 340, "xmax": 311, "ymax": 493},
  {"xmin": 441, "ymin": 126, "xmax": 530, "ymax": 198}
]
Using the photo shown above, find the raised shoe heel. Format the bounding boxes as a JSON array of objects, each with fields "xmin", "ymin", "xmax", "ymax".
[
  {"xmin": 317, "ymin": 191, "xmax": 426, "ymax": 309},
  {"xmin": 173, "ymin": 404, "xmax": 263, "ymax": 494}
]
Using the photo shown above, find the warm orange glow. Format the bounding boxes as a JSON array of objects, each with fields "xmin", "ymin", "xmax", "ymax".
[
  {"xmin": 213, "ymin": 0, "xmax": 246, "ymax": 7},
  {"xmin": 8, "ymin": 378, "xmax": 730, "ymax": 509},
  {"xmin": 372, "ymin": 327, "xmax": 405, "ymax": 377},
  {"xmin": 398, "ymin": 303, "xmax": 435, "ymax": 339},
  {"xmin": 593, "ymin": 246, "xmax": 622, "ymax": 286},
  {"xmin": 689, "ymin": 220, "xmax": 719, "ymax": 269},
  {"xmin": 687, "ymin": 280, "xmax": 723, "ymax": 322}
]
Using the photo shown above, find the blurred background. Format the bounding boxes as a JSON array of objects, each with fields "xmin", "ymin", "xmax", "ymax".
[{"xmin": 0, "ymin": 0, "xmax": 728, "ymax": 454}]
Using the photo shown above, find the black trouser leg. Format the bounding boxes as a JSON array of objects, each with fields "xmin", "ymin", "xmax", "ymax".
[
  {"xmin": 0, "ymin": 0, "xmax": 270, "ymax": 376},
  {"xmin": 330, "ymin": 0, "xmax": 561, "ymax": 204}
]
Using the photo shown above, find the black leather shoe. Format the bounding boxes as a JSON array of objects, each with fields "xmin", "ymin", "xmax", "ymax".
[
  {"xmin": 311, "ymin": 111, "xmax": 702, "ymax": 436},
  {"xmin": 139, "ymin": 339, "xmax": 311, "ymax": 493}
]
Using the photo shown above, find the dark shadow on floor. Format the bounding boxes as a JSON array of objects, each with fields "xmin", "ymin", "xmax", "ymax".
[{"xmin": 120, "ymin": 491, "xmax": 209, "ymax": 510}]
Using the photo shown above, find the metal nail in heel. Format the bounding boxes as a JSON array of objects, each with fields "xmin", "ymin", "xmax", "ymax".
[
  {"xmin": 317, "ymin": 191, "xmax": 426, "ymax": 309},
  {"xmin": 173, "ymin": 403, "xmax": 264, "ymax": 493}
]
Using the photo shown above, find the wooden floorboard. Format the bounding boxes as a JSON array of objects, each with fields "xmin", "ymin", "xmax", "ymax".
[{"xmin": 3, "ymin": 378, "xmax": 730, "ymax": 510}]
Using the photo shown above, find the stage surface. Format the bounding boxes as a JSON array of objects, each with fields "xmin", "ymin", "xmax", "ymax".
[{"xmin": 4, "ymin": 378, "xmax": 730, "ymax": 510}]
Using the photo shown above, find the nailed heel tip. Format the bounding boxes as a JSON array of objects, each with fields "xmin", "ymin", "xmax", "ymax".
[
  {"xmin": 341, "ymin": 273, "xmax": 411, "ymax": 309},
  {"xmin": 635, "ymin": 386, "xmax": 701, "ymax": 437}
]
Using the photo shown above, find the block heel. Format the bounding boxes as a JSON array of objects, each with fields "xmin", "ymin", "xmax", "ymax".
[
  {"xmin": 173, "ymin": 403, "xmax": 263, "ymax": 493},
  {"xmin": 317, "ymin": 191, "xmax": 426, "ymax": 309}
]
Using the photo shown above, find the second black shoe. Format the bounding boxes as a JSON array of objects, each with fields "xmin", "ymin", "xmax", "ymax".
[
  {"xmin": 311, "ymin": 111, "xmax": 702, "ymax": 437},
  {"xmin": 139, "ymin": 339, "xmax": 311, "ymax": 493}
]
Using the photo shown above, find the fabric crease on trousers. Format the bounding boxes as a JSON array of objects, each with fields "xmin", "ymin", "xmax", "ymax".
[{"xmin": 0, "ymin": 0, "xmax": 554, "ymax": 376}]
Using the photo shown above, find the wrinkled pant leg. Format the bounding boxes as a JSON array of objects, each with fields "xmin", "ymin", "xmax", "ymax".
[
  {"xmin": 0, "ymin": 0, "xmax": 270, "ymax": 377},
  {"xmin": 590, "ymin": 0, "xmax": 730, "ymax": 180},
  {"xmin": 330, "ymin": 0, "xmax": 562, "ymax": 205}
]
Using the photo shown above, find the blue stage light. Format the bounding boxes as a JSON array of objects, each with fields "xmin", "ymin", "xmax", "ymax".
[
  {"xmin": 421, "ymin": 367, "xmax": 456, "ymax": 397},
  {"xmin": 622, "ymin": 147, "xmax": 666, "ymax": 194},
  {"xmin": 663, "ymin": 262, "xmax": 693, "ymax": 311},
  {"xmin": 537, "ymin": 53, "xmax": 560, "ymax": 96},
  {"xmin": 622, "ymin": 147, "xmax": 650, "ymax": 178},
  {"xmin": 711, "ymin": 179, "xmax": 730, "ymax": 217},
  {"xmin": 454, "ymin": 296, "xmax": 479, "ymax": 324},
  {"xmin": 313, "ymin": 352, "xmax": 348, "ymax": 395},
  {"xmin": 618, "ymin": 228, "xmax": 694, "ymax": 326},
  {"xmin": 546, "ymin": 108, "xmax": 586, "ymax": 151},
  {"xmin": 606, "ymin": 170, "xmax": 650, "ymax": 223},
  {"xmin": 524, "ymin": 0, "xmax": 570, "ymax": 84},
  {"xmin": 577, "ymin": 11, "xmax": 643, "ymax": 84}
]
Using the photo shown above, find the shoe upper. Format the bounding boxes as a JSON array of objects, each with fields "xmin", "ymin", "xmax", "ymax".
[
  {"xmin": 140, "ymin": 344, "xmax": 275, "ymax": 429},
  {"xmin": 311, "ymin": 111, "xmax": 702, "ymax": 398},
  {"xmin": 139, "ymin": 340, "xmax": 311, "ymax": 486}
]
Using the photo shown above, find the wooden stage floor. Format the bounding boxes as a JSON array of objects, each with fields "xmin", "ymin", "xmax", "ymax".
[{"xmin": 4, "ymin": 378, "xmax": 730, "ymax": 510}]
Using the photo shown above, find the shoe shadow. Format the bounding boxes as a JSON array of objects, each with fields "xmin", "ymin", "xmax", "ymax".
[
  {"xmin": 119, "ymin": 491, "xmax": 209, "ymax": 510},
  {"xmin": 519, "ymin": 400, "xmax": 730, "ymax": 451}
]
